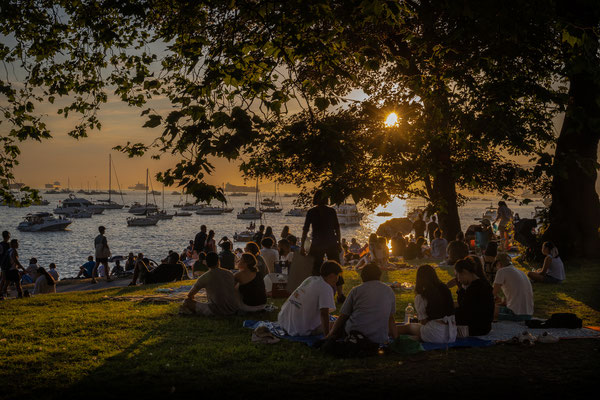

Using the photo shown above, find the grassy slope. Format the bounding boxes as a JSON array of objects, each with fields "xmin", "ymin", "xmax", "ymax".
[{"xmin": 0, "ymin": 259, "xmax": 599, "ymax": 399}]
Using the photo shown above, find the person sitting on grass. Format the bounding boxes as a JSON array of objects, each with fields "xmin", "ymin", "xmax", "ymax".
[
  {"xmin": 48, "ymin": 263, "xmax": 59, "ymax": 281},
  {"xmin": 244, "ymin": 242, "xmax": 268, "ymax": 277},
  {"xmin": 287, "ymin": 235, "xmax": 299, "ymax": 253},
  {"xmin": 326, "ymin": 263, "xmax": 397, "ymax": 345},
  {"xmin": 33, "ymin": 267, "xmax": 56, "ymax": 295},
  {"xmin": 129, "ymin": 252, "xmax": 185, "ymax": 286},
  {"xmin": 260, "ymin": 237, "xmax": 279, "ymax": 274},
  {"xmin": 76, "ymin": 256, "xmax": 96, "ymax": 279},
  {"xmin": 446, "ymin": 232, "xmax": 469, "ymax": 265},
  {"xmin": 219, "ymin": 240, "xmax": 236, "ymax": 270},
  {"xmin": 454, "ymin": 258, "xmax": 494, "ymax": 337},
  {"xmin": 404, "ymin": 237, "xmax": 425, "ymax": 261},
  {"xmin": 182, "ymin": 252, "xmax": 239, "ymax": 316},
  {"xmin": 493, "ymin": 253, "xmax": 534, "ymax": 321},
  {"xmin": 125, "ymin": 252, "xmax": 136, "ymax": 271},
  {"xmin": 430, "ymin": 229, "xmax": 448, "ymax": 259},
  {"xmin": 234, "ymin": 253, "xmax": 267, "ymax": 312},
  {"xmin": 482, "ymin": 241, "xmax": 499, "ymax": 283},
  {"xmin": 527, "ymin": 241, "xmax": 565, "ymax": 284},
  {"xmin": 22, "ymin": 257, "xmax": 39, "ymax": 284},
  {"xmin": 277, "ymin": 261, "xmax": 342, "ymax": 337},
  {"xmin": 397, "ymin": 265, "xmax": 456, "ymax": 343}
]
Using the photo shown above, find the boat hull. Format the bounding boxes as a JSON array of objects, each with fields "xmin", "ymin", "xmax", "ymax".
[{"xmin": 17, "ymin": 221, "xmax": 71, "ymax": 232}]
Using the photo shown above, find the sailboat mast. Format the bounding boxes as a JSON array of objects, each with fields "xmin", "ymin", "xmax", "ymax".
[
  {"xmin": 108, "ymin": 154, "xmax": 112, "ymax": 202},
  {"xmin": 145, "ymin": 169, "xmax": 149, "ymax": 207}
]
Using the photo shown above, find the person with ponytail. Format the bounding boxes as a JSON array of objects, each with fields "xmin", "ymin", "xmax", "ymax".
[
  {"xmin": 234, "ymin": 253, "xmax": 267, "ymax": 312},
  {"xmin": 33, "ymin": 266, "xmax": 56, "ymax": 295},
  {"xmin": 528, "ymin": 242, "xmax": 565, "ymax": 284},
  {"xmin": 454, "ymin": 258, "xmax": 494, "ymax": 336}
]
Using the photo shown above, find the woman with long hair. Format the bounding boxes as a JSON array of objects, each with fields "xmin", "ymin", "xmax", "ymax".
[
  {"xmin": 205, "ymin": 230, "xmax": 217, "ymax": 253},
  {"xmin": 281, "ymin": 225, "xmax": 290, "ymax": 240},
  {"xmin": 528, "ymin": 241, "xmax": 565, "ymax": 283},
  {"xmin": 234, "ymin": 253, "xmax": 267, "ymax": 312},
  {"xmin": 397, "ymin": 265, "xmax": 456, "ymax": 343},
  {"xmin": 454, "ymin": 259, "xmax": 495, "ymax": 336},
  {"xmin": 33, "ymin": 266, "xmax": 56, "ymax": 294}
]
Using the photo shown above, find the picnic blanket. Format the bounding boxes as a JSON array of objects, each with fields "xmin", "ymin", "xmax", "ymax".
[
  {"xmin": 476, "ymin": 321, "xmax": 600, "ymax": 341},
  {"xmin": 243, "ymin": 320, "xmax": 324, "ymax": 346}
]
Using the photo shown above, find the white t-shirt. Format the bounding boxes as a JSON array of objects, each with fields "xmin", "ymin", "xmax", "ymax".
[
  {"xmin": 430, "ymin": 238, "xmax": 448, "ymax": 259},
  {"xmin": 494, "ymin": 265, "xmax": 534, "ymax": 315},
  {"xmin": 260, "ymin": 248, "xmax": 279, "ymax": 273},
  {"xmin": 340, "ymin": 280, "xmax": 396, "ymax": 344},
  {"xmin": 547, "ymin": 256, "xmax": 565, "ymax": 281},
  {"xmin": 277, "ymin": 276, "xmax": 335, "ymax": 336}
]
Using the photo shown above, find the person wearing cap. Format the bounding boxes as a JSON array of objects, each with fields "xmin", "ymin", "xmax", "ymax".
[
  {"xmin": 492, "ymin": 253, "xmax": 534, "ymax": 321},
  {"xmin": 91, "ymin": 226, "xmax": 111, "ymax": 284},
  {"xmin": 326, "ymin": 263, "xmax": 397, "ymax": 344}
]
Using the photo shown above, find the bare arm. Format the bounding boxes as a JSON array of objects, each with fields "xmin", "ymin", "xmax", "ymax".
[
  {"xmin": 540, "ymin": 256, "xmax": 551, "ymax": 274},
  {"xmin": 187, "ymin": 274, "xmax": 206, "ymax": 299},
  {"xmin": 320, "ymin": 308, "xmax": 331, "ymax": 336},
  {"xmin": 326, "ymin": 313, "xmax": 349, "ymax": 339},
  {"xmin": 493, "ymin": 283, "xmax": 504, "ymax": 304}
]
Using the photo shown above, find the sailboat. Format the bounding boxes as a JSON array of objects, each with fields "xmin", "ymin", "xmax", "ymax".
[
  {"xmin": 220, "ymin": 183, "xmax": 234, "ymax": 213},
  {"xmin": 237, "ymin": 180, "xmax": 262, "ymax": 220},
  {"xmin": 96, "ymin": 154, "xmax": 124, "ymax": 209},
  {"xmin": 261, "ymin": 182, "xmax": 283, "ymax": 212},
  {"xmin": 128, "ymin": 169, "xmax": 158, "ymax": 215},
  {"xmin": 127, "ymin": 169, "xmax": 159, "ymax": 226},
  {"xmin": 153, "ymin": 186, "xmax": 174, "ymax": 219}
]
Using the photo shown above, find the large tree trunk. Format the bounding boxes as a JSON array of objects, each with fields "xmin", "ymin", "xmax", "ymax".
[
  {"xmin": 544, "ymin": 2, "xmax": 600, "ymax": 258},
  {"xmin": 429, "ymin": 155, "xmax": 462, "ymax": 241}
]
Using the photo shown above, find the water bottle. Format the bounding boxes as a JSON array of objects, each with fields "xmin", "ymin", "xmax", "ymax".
[{"xmin": 404, "ymin": 303, "xmax": 415, "ymax": 324}]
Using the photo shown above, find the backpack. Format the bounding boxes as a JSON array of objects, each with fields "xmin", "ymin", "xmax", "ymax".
[
  {"xmin": 526, "ymin": 313, "xmax": 583, "ymax": 329},
  {"xmin": 0, "ymin": 242, "xmax": 10, "ymax": 271}
]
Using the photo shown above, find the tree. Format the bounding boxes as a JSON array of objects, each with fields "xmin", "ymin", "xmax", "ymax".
[
  {"xmin": 543, "ymin": 0, "xmax": 600, "ymax": 258},
  {"xmin": 0, "ymin": 1, "xmax": 561, "ymax": 242}
]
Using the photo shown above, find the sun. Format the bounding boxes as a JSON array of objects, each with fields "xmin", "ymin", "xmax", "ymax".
[{"xmin": 384, "ymin": 112, "xmax": 399, "ymax": 127}]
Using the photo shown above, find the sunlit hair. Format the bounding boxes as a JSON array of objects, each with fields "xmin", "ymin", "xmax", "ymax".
[
  {"xmin": 543, "ymin": 241, "xmax": 559, "ymax": 258},
  {"xmin": 240, "ymin": 253, "xmax": 258, "ymax": 272},
  {"xmin": 245, "ymin": 241, "xmax": 260, "ymax": 255}
]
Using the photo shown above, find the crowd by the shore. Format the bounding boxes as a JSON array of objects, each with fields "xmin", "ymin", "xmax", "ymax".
[{"xmin": 1, "ymin": 193, "xmax": 566, "ymax": 348}]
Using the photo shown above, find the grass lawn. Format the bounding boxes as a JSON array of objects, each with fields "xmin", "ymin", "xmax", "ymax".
[{"xmin": 1, "ymin": 258, "xmax": 599, "ymax": 399}]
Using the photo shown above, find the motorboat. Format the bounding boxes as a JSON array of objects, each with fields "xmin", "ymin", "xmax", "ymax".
[
  {"xmin": 475, "ymin": 204, "xmax": 497, "ymax": 222},
  {"xmin": 234, "ymin": 223, "xmax": 256, "ymax": 242},
  {"xmin": 229, "ymin": 192, "xmax": 248, "ymax": 197},
  {"xmin": 261, "ymin": 206, "xmax": 283, "ymax": 213},
  {"xmin": 126, "ymin": 216, "xmax": 159, "ymax": 226},
  {"xmin": 221, "ymin": 206, "xmax": 234, "ymax": 213},
  {"xmin": 129, "ymin": 202, "xmax": 159, "ymax": 215},
  {"xmin": 95, "ymin": 199, "xmax": 124, "ymax": 210},
  {"xmin": 128, "ymin": 182, "xmax": 147, "ymax": 190},
  {"xmin": 335, "ymin": 204, "xmax": 363, "ymax": 226},
  {"xmin": 69, "ymin": 209, "xmax": 93, "ymax": 218},
  {"xmin": 283, "ymin": 193, "xmax": 297, "ymax": 197},
  {"xmin": 260, "ymin": 198, "xmax": 279, "ymax": 206},
  {"xmin": 54, "ymin": 194, "xmax": 104, "ymax": 215},
  {"xmin": 17, "ymin": 212, "xmax": 71, "ymax": 231},
  {"xmin": 174, "ymin": 211, "xmax": 192, "ymax": 217},
  {"xmin": 285, "ymin": 208, "xmax": 307, "ymax": 217},
  {"xmin": 196, "ymin": 207, "xmax": 224, "ymax": 215},
  {"xmin": 31, "ymin": 199, "xmax": 50, "ymax": 206},
  {"xmin": 180, "ymin": 203, "xmax": 204, "ymax": 211},
  {"xmin": 237, "ymin": 206, "xmax": 262, "ymax": 220}
]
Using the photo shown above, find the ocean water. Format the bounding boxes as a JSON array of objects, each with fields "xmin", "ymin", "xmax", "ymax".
[{"xmin": 0, "ymin": 191, "xmax": 543, "ymax": 278}]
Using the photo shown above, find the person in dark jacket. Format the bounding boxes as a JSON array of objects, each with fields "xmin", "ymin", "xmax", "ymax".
[{"xmin": 453, "ymin": 258, "xmax": 494, "ymax": 336}]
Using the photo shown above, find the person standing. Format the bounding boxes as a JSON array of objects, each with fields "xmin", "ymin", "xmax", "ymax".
[
  {"xmin": 4, "ymin": 239, "xmax": 26, "ymax": 298},
  {"xmin": 494, "ymin": 201, "xmax": 513, "ymax": 251},
  {"xmin": 427, "ymin": 215, "xmax": 439, "ymax": 242},
  {"xmin": 412, "ymin": 213, "xmax": 427, "ymax": 240},
  {"xmin": 193, "ymin": 225, "xmax": 208, "ymax": 254},
  {"xmin": 0, "ymin": 231, "xmax": 10, "ymax": 298},
  {"xmin": 300, "ymin": 190, "xmax": 345, "ymax": 303},
  {"xmin": 205, "ymin": 230, "xmax": 217, "ymax": 253},
  {"xmin": 91, "ymin": 226, "xmax": 111, "ymax": 284}
]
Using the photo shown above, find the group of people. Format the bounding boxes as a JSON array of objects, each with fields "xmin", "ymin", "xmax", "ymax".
[{"xmin": 0, "ymin": 230, "xmax": 58, "ymax": 298}]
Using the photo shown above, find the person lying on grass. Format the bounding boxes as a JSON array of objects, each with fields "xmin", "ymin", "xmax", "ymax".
[
  {"xmin": 527, "ymin": 241, "xmax": 566, "ymax": 284},
  {"xmin": 277, "ymin": 261, "xmax": 342, "ymax": 337},
  {"xmin": 128, "ymin": 252, "xmax": 185, "ymax": 286},
  {"xmin": 493, "ymin": 253, "xmax": 534, "ymax": 321},
  {"xmin": 234, "ymin": 253, "xmax": 267, "ymax": 312},
  {"xmin": 182, "ymin": 252, "xmax": 240, "ymax": 316},
  {"xmin": 397, "ymin": 264, "xmax": 456, "ymax": 343},
  {"xmin": 326, "ymin": 263, "xmax": 397, "ymax": 345}
]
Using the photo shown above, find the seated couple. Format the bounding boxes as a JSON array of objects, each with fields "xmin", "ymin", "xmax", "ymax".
[
  {"xmin": 181, "ymin": 252, "xmax": 267, "ymax": 316},
  {"xmin": 278, "ymin": 261, "xmax": 397, "ymax": 346},
  {"xmin": 128, "ymin": 252, "xmax": 186, "ymax": 286}
]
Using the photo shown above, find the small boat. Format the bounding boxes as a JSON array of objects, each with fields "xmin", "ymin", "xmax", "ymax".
[
  {"xmin": 151, "ymin": 210, "xmax": 174, "ymax": 220},
  {"xmin": 174, "ymin": 211, "xmax": 192, "ymax": 217},
  {"xmin": 196, "ymin": 207, "xmax": 224, "ymax": 215},
  {"xmin": 261, "ymin": 206, "xmax": 283, "ymax": 213},
  {"xmin": 260, "ymin": 198, "xmax": 279, "ymax": 206},
  {"xmin": 171, "ymin": 191, "xmax": 180, "ymax": 195},
  {"xmin": 70, "ymin": 209, "xmax": 93, "ymax": 218},
  {"xmin": 95, "ymin": 199, "xmax": 124, "ymax": 210},
  {"xmin": 237, "ymin": 206, "xmax": 262, "ymax": 220},
  {"xmin": 221, "ymin": 207, "xmax": 234, "ymax": 213},
  {"xmin": 129, "ymin": 202, "xmax": 159, "ymax": 215},
  {"xmin": 335, "ymin": 204, "xmax": 363, "ymax": 226},
  {"xmin": 128, "ymin": 182, "xmax": 148, "ymax": 190},
  {"xmin": 376, "ymin": 212, "xmax": 393, "ymax": 217},
  {"xmin": 31, "ymin": 199, "xmax": 50, "ymax": 206},
  {"xmin": 17, "ymin": 212, "xmax": 71, "ymax": 231},
  {"xmin": 283, "ymin": 193, "xmax": 297, "ymax": 197},
  {"xmin": 229, "ymin": 192, "xmax": 248, "ymax": 197},
  {"xmin": 54, "ymin": 194, "xmax": 104, "ymax": 215},
  {"xmin": 149, "ymin": 190, "xmax": 161, "ymax": 195},
  {"xmin": 181, "ymin": 203, "xmax": 204, "ymax": 211},
  {"xmin": 234, "ymin": 223, "xmax": 256, "ymax": 242},
  {"xmin": 475, "ymin": 204, "xmax": 497, "ymax": 222},
  {"xmin": 285, "ymin": 208, "xmax": 307, "ymax": 217},
  {"xmin": 126, "ymin": 216, "xmax": 159, "ymax": 226}
]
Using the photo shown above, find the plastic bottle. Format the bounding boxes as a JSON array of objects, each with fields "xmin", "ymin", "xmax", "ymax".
[{"xmin": 404, "ymin": 303, "xmax": 415, "ymax": 324}]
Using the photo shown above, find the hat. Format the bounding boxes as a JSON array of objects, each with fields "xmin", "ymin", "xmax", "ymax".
[{"xmin": 495, "ymin": 253, "xmax": 512, "ymax": 267}]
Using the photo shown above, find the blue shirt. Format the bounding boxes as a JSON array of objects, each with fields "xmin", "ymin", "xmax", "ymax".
[{"xmin": 82, "ymin": 261, "xmax": 95, "ymax": 277}]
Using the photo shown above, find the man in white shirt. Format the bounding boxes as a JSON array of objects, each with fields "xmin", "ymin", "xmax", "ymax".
[
  {"xmin": 260, "ymin": 237, "xmax": 279, "ymax": 273},
  {"xmin": 493, "ymin": 253, "xmax": 534, "ymax": 321},
  {"xmin": 326, "ymin": 263, "xmax": 397, "ymax": 344},
  {"xmin": 277, "ymin": 261, "xmax": 342, "ymax": 336}
]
